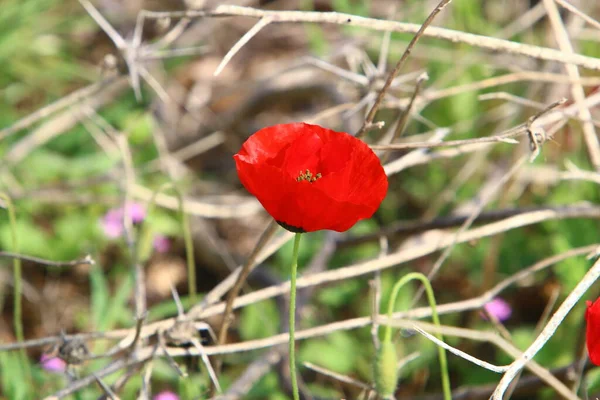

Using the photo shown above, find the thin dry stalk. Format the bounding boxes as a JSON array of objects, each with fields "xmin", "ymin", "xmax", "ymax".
[
  {"xmin": 114, "ymin": 133, "xmax": 146, "ymax": 321},
  {"xmin": 303, "ymin": 362, "xmax": 372, "ymax": 391},
  {"xmin": 156, "ymin": 319, "xmax": 578, "ymax": 399},
  {"xmin": 389, "ymin": 71, "xmax": 600, "ymax": 110},
  {"xmin": 371, "ymin": 131, "xmax": 521, "ymax": 150},
  {"xmin": 543, "ymin": 0, "xmax": 600, "ymax": 171},
  {"xmin": 191, "ymin": 208, "xmax": 600, "ymax": 323},
  {"xmin": 479, "ymin": 92, "xmax": 546, "ymax": 110},
  {"xmin": 131, "ymin": 184, "xmax": 261, "ymax": 218},
  {"xmin": 0, "ymin": 253, "xmax": 94, "ymax": 268},
  {"xmin": 104, "ymin": 204, "xmax": 600, "ymax": 356},
  {"xmin": 0, "ymin": 76, "xmax": 121, "ymax": 140},
  {"xmin": 213, "ymin": 349, "xmax": 282, "ymax": 400},
  {"xmin": 380, "ymin": 73, "xmax": 429, "ymax": 164},
  {"xmin": 214, "ymin": 220, "xmax": 279, "ymax": 377},
  {"xmin": 411, "ymin": 155, "xmax": 528, "ymax": 305},
  {"xmin": 140, "ymin": 5, "xmax": 600, "ymax": 70},
  {"xmin": 3, "ymin": 78, "xmax": 128, "ymax": 167},
  {"xmin": 214, "ymin": 17, "xmax": 273, "ymax": 76},
  {"xmin": 413, "ymin": 326, "xmax": 509, "ymax": 373},
  {"xmin": 357, "ymin": 0, "xmax": 452, "ymax": 137},
  {"xmin": 555, "ymin": 0, "xmax": 600, "ymax": 31},
  {"xmin": 29, "ymin": 245, "xmax": 598, "ymax": 399}
]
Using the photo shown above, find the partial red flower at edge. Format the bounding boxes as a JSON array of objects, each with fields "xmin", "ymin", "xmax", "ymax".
[
  {"xmin": 586, "ymin": 299, "xmax": 600, "ymax": 365},
  {"xmin": 234, "ymin": 123, "xmax": 388, "ymax": 232}
]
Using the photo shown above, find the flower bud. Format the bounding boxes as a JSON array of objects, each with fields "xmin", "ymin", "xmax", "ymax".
[{"xmin": 374, "ymin": 340, "xmax": 398, "ymax": 399}]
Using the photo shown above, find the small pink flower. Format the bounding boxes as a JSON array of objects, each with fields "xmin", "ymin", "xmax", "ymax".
[
  {"xmin": 153, "ymin": 235, "xmax": 171, "ymax": 253},
  {"xmin": 40, "ymin": 353, "xmax": 67, "ymax": 373},
  {"xmin": 101, "ymin": 202, "xmax": 146, "ymax": 238},
  {"xmin": 483, "ymin": 298, "xmax": 512, "ymax": 322},
  {"xmin": 102, "ymin": 209, "xmax": 125, "ymax": 238},
  {"xmin": 124, "ymin": 203, "xmax": 146, "ymax": 224},
  {"xmin": 153, "ymin": 391, "xmax": 179, "ymax": 400}
]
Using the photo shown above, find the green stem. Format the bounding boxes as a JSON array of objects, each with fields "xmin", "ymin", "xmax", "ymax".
[
  {"xmin": 139, "ymin": 183, "xmax": 196, "ymax": 301},
  {"xmin": 289, "ymin": 232, "xmax": 302, "ymax": 400},
  {"xmin": 0, "ymin": 193, "xmax": 30, "ymax": 379},
  {"xmin": 383, "ymin": 272, "xmax": 451, "ymax": 400},
  {"xmin": 175, "ymin": 189, "xmax": 195, "ymax": 302}
]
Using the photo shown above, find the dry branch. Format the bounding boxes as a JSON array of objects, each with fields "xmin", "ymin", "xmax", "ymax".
[{"xmin": 141, "ymin": 5, "xmax": 600, "ymax": 70}]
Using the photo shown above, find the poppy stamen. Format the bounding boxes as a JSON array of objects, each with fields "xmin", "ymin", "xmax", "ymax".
[{"xmin": 296, "ymin": 169, "xmax": 322, "ymax": 183}]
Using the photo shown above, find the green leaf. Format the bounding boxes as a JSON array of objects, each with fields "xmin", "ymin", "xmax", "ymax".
[
  {"xmin": 90, "ymin": 265, "xmax": 133, "ymax": 332},
  {"xmin": 123, "ymin": 112, "xmax": 153, "ymax": 144},
  {"xmin": 318, "ymin": 280, "xmax": 362, "ymax": 308},
  {"xmin": 299, "ymin": 331, "xmax": 359, "ymax": 374},
  {"xmin": 178, "ymin": 371, "xmax": 210, "ymax": 399},
  {"xmin": 554, "ymin": 250, "xmax": 587, "ymax": 293},
  {"xmin": 586, "ymin": 367, "xmax": 600, "ymax": 394},
  {"xmin": 14, "ymin": 150, "xmax": 67, "ymax": 184},
  {"xmin": 103, "ymin": 273, "xmax": 134, "ymax": 329},
  {"xmin": 248, "ymin": 371, "xmax": 286, "ymax": 399},
  {"xmin": 239, "ymin": 300, "xmax": 279, "ymax": 340},
  {"xmin": 52, "ymin": 210, "xmax": 99, "ymax": 259},
  {"xmin": 90, "ymin": 265, "xmax": 109, "ymax": 329},
  {"xmin": 449, "ymin": 74, "xmax": 479, "ymax": 123},
  {"xmin": 0, "ymin": 352, "xmax": 30, "ymax": 400},
  {"xmin": 0, "ymin": 219, "xmax": 53, "ymax": 258},
  {"xmin": 66, "ymin": 153, "xmax": 117, "ymax": 180},
  {"xmin": 303, "ymin": 24, "xmax": 329, "ymax": 56},
  {"xmin": 146, "ymin": 212, "xmax": 181, "ymax": 236}
]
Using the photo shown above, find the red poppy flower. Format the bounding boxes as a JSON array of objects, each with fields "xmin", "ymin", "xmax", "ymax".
[
  {"xmin": 586, "ymin": 299, "xmax": 600, "ymax": 365},
  {"xmin": 234, "ymin": 123, "xmax": 388, "ymax": 232}
]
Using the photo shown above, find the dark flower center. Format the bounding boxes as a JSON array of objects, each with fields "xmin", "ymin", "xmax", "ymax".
[
  {"xmin": 296, "ymin": 169, "xmax": 322, "ymax": 183},
  {"xmin": 277, "ymin": 220, "xmax": 306, "ymax": 233}
]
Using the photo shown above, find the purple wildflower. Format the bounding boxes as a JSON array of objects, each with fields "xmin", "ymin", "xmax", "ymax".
[
  {"xmin": 101, "ymin": 208, "xmax": 124, "ymax": 238},
  {"xmin": 40, "ymin": 353, "xmax": 67, "ymax": 373},
  {"xmin": 153, "ymin": 391, "xmax": 179, "ymax": 400},
  {"xmin": 101, "ymin": 202, "xmax": 146, "ymax": 238},
  {"xmin": 483, "ymin": 298, "xmax": 512, "ymax": 322},
  {"xmin": 125, "ymin": 202, "xmax": 146, "ymax": 224},
  {"xmin": 153, "ymin": 235, "xmax": 171, "ymax": 253}
]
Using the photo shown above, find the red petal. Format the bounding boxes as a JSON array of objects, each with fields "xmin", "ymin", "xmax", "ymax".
[
  {"xmin": 236, "ymin": 123, "xmax": 313, "ymax": 165},
  {"xmin": 287, "ymin": 184, "xmax": 373, "ymax": 232},
  {"xmin": 281, "ymin": 131, "xmax": 323, "ymax": 179},
  {"xmin": 587, "ymin": 299, "xmax": 600, "ymax": 365},
  {"xmin": 234, "ymin": 123, "xmax": 388, "ymax": 232},
  {"xmin": 318, "ymin": 132, "xmax": 388, "ymax": 207}
]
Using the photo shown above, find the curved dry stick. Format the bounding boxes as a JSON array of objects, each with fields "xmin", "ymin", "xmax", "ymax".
[
  {"xmin": 19, "ymin": 247, "xmax": 599, "ymax": 399},
  {"xmin": 0, "ymin": 252, "xmax": 94, "ymax": 268},
  {"xmin": 102, "ymin": 206, "xmax": 599, "ymax": 351},
  {"xmin": 492, "ymin": 256, "xmax": 600, "ymax": 399},
  {"xmin": 193, "ymin": 206, "xmax": 600, "ymax": 321},
  {"xmin": 13, "ymin": 206, "xmax": 595, "ymax": 359},
  {"xmin": 165, "ymin": 319, "xmax": 577, "ymax": 399},
  {"xmin": 8, "ymin": 243, "xmax": 595, "ymax": 355},
  {"xmin": 141, "ymin": 5, "xmax": 600, "ymax": 71}
]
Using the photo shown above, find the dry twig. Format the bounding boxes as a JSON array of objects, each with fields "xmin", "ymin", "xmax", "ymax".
[{"xmin": 140, "ymin": 5, "xmax": 600, "ymax": 71}]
